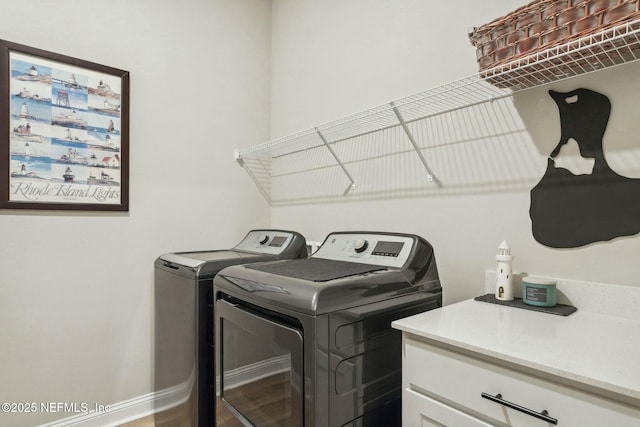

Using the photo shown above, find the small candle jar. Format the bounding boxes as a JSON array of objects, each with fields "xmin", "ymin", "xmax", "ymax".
[{"xmin": 522, "ymin": 277, "xmax": 557, "ymax": 307}]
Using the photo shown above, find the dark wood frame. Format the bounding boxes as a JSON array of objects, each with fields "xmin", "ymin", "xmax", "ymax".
[{"xmin": 0, "ymin": 39, "xmax": 129, "ymax": 211}]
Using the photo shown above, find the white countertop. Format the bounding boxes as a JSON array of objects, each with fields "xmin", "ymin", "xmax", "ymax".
[{"xmin": 392, "ymin": 297, "xmax": 640, "ymax": 406}]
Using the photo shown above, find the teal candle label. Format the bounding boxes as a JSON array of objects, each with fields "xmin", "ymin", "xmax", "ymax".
[{"xmin": 526, "ymin": 286, "xmax": 547, "ymax": 302}]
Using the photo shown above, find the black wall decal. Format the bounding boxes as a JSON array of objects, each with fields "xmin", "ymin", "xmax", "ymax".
[{"xmin": 530, "ymin": 88, "xmax": 640, "ymax": 248}]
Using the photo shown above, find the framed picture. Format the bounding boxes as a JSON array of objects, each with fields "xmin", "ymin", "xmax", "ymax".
[{"xmin": 0, "ymin": 39, "xmax": 129, "ymax": 211}]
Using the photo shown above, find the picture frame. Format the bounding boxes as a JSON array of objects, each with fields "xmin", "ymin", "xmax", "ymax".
[{"xmin": 0, "ymin": 39, "xmax": 129, "ymax": 211}]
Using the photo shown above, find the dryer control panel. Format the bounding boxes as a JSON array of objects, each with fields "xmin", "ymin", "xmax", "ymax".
[
  {"xmin": 313, "ymin": 232, "xmax": 414, "ymax": 268},
  {"xmin": 234, "ymin": 230, "xmax": 297, "ymax": 255}
]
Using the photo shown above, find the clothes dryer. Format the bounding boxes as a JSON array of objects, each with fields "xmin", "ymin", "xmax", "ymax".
[
  {"xmin": 214, "ymin": 231, "xmax": 442, "ymax": 427},
  {"xmin": 153, "ymin": 229, "xmax": 306, "ymax": 427}
]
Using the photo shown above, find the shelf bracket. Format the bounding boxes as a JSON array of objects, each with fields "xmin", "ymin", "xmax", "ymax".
[
  {"xmin": 234, "ymin": 149, "xmax": 244, "ymax": 166},
  {"xmin": 391, "ymin": 102, "xmax": 440, "ymax": 186},
  {"xmin": 316, "ymin": 128, "xmax": 356, "ymax": 192},
  {"xmin": 243, "ymin": 164, "xmax": 271, "ymax": 204}
]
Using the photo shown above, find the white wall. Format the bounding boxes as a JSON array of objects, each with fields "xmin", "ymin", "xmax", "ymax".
[
  {"xmin": 0, "ymin": 1, "xmax": 271, "ymax": 425},
  {"xmin": 2, "ymin": 1, "xmax": 639, "ymax": 425},
  {"xmin": 269, "ymin": 0, "xmax": 640, "ymax": 304}
]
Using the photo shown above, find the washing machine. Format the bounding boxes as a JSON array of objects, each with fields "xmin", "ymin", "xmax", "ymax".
[
  {"xmin": 213, "ymin": 231, "xmax": 442, "ymax": 427},
  {"xmin": 153, "ymin": 229, "xmax": 307, "ymax": 427}
]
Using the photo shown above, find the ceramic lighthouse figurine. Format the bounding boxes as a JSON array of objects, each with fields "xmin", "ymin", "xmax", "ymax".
[{"xmin": 496, "ymin": 240, "xmax": 514, "ymax": 301}]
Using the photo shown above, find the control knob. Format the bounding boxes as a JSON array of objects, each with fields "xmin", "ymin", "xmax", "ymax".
[
  {"xmin": 353, "ymin": 239, "xmax": 368, "ymax": 253},
  {"xmin": 258, "ymin": 234, "xmax": 269, "ymax": 245}
]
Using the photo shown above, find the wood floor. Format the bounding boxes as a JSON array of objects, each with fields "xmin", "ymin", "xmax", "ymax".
[
  {"xmin": 116, "ymin": 401, "xmax": 225, "ymax": 427},
  {"xmin": 118, "ymin": 372, "xmax": 290, "ymax": 427},
  {"xmin": 118, "ymin": 414, "xmax": 155, "ymax": 427},
  {"xmin": 215, "ymin": 399, "xmax": 247, "ymax": 427},
  {"xmin": 219, "ymin": 371, "xmax": 292, "ymax": 427}
]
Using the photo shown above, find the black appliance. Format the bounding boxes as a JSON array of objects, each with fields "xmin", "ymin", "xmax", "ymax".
[
  {"xmin": 153, "ymin": 230, "xmax": 307, "ymax": 427},
  {"xmin": 214, "ymin": 231, "xmax": 442, "ymax": 427}
]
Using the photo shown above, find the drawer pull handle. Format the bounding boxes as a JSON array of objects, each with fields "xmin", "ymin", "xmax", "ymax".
[{"xmin": 481, "ymin": 392, "xmax": 558, "ymax": 425}]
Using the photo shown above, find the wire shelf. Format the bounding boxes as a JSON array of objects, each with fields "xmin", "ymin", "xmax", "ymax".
[{"xmin": 236, "ymin": 19, "xmax": 640, "ymax": 204}]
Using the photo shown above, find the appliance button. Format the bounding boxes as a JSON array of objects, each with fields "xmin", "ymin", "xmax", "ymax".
[
  {"xmin": 354, "ymin": 239, "xmax": 368, "ymax": 253},
  {"xmin": 258, "ymin": 234, "xmax": 269, "ymax": 245}
]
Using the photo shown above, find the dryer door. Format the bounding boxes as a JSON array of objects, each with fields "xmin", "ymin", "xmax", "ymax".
[{"xmin": 217, "ymin": 299, "xmax": 303, "ymax": 427}]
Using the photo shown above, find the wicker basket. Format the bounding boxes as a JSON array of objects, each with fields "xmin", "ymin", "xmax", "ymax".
[{"xmin": 469, "ymin": 0, "xmax": 640, "ymax": 72}]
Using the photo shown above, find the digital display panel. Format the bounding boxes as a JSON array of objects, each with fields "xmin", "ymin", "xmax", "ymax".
[
  {"xmin": 268, "ymin": 236, "xmax": 287, "ymax": 247},
  {"xmin": 371, "ymin": 241, "xmax": 404, "ymax": 257}
]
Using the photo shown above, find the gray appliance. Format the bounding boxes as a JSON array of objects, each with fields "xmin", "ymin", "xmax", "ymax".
[
  {"xmin": 214, "ymin": 231, "xmax": 442, "ymax": 427},
  {"xmin": 153, "ymin": 230, "xmax": 307, "ymax": 427}
]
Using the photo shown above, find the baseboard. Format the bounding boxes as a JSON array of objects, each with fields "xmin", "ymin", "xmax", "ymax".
[
  {"xmin": 36, "ymin": 393, "xmax": 155, "ymax": 427},
  {"xmin": 221, "ymin": 353, "xmax": 291, "ymax": 390},
  {"xmin": 37, "ymin": 355, "xmax": 288, "ymax": 427},
  {"xmin": 38, "ymin": 370, "xmax": 194, "ymax": 427}
]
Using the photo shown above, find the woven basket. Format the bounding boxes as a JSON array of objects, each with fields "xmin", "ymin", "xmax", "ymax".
[{"xmin": 469, "ymin": 0, "xmax": 640, "ymax": 72}]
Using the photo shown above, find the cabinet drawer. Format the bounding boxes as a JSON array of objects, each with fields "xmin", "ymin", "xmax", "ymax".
[
  {"xmin": 404, "ymin": 387, "xmax": 495, "ymax": 427},
  {"xmin": 403, "ymin": 336, "xmax": 640, "ymax": 427}
]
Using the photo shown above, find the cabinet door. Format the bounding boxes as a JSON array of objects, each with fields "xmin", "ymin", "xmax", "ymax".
[
  {"xmin": 403, "ymin": 336, "xmax": 640, "ymax": 427},
  {"xmin": 404, "ymin": 388, "xmax": 495, "ymax": 427}
]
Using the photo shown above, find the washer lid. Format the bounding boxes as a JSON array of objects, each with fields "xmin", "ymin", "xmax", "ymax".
[
  {"xmin": 246, "ymin": 258, "xmax": 385, "ymax": 282},
  {"xmin": 160, "ymin": 250, "xmax": 259, "ymax": 268},
  {"xmin": 157, "ymin": 229, "xmax": 308, "ymax": 271}
]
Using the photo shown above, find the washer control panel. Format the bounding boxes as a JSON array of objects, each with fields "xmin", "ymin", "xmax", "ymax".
[
  {"xmin": 313, "ymin": 232, "xmax": 414, "ymax": 268},
  {"xmin": 234, "ymin": 230, "xmax": 296, "ymax": 255}
]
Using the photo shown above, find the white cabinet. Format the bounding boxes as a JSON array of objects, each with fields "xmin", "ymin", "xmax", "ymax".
[
  {"xmin": 402, "ymin": 336, "xmax": 640, "ymax": 427},
  {"xmin": 404, "ymin": 388, "xmax": 494, "ymax": 427}
]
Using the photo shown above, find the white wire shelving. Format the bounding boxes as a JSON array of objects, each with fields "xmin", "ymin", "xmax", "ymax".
[{"xmin": 236, "ymin": 19, "xmax": 640, "ymax": 204}]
